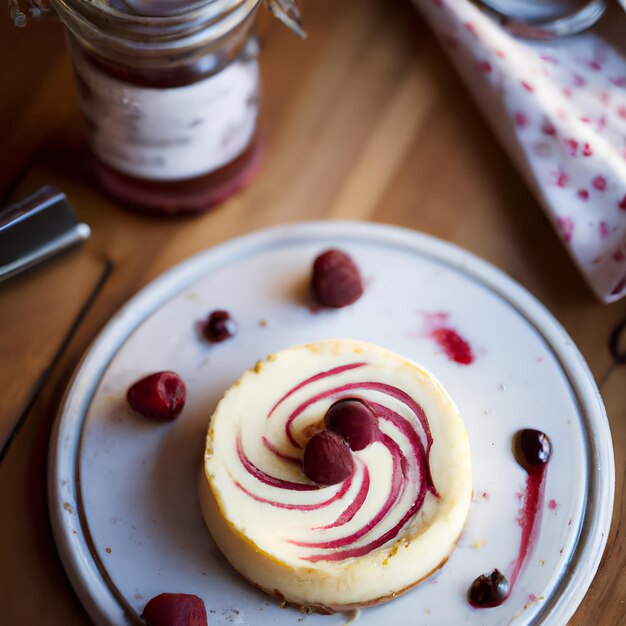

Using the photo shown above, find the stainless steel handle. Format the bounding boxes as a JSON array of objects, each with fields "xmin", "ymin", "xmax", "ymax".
[{"xmin": 0, "ymin": 185, "xmax": 91, "ymax": 282}]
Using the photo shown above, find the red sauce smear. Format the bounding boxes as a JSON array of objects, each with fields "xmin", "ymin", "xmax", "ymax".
[
  {"xmin": 508, "ymin": 470, "xmax": 546, "ymax": 585},
  {"xmin": 509, "ymin": 429, "xmax": 551, "ymax": 587},
  {"xmin": 430, "ymin": 327, "xmax": 474, "ymax": 365},
  {"xmin": 422, "ymin": 312, "xmax": 474, "ymax": 365}
]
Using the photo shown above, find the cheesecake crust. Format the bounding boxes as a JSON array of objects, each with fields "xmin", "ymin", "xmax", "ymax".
[{"xmin": 247, "ymin": 538, "xmax": 459, "ymax": 614}]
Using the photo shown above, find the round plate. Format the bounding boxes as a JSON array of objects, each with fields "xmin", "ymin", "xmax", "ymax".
[{"xmin": 49, "ymin": 221, "xmax": 614, "ymax": 626}]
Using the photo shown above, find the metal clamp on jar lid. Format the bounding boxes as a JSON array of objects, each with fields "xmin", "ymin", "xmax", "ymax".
[
  {"xmin": 10, "ymin": 0, "xmax": 303, "ymax": 215},
  {"xmin": 118, "ymin": 0, "xmax": 305, "ymax": 38}
]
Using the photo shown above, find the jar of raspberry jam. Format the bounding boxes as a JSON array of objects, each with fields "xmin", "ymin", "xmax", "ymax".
[{"xmin": 47, "ymin": 0, "xmax": 269, "ymax": 214}]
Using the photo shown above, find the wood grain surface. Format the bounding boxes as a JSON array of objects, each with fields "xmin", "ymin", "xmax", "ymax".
[{"xmin": 1, "ymin": 0, "xmax": 625, "ymax": 624}]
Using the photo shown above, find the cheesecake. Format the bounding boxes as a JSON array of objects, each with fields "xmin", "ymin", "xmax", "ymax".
[{"xmin": 199, "ymin": 339, "xmax": 472, "ymax": 612}]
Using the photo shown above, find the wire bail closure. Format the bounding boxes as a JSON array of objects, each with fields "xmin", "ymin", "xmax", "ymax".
[{"xmin": 9, "ymin": 0, "xmax": 305, "ymax": 35}]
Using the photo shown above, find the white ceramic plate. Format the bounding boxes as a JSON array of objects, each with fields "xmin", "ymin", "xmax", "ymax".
[{"xmin": 49, "ymin": 221, "xmax": 614, "ymax": 626}]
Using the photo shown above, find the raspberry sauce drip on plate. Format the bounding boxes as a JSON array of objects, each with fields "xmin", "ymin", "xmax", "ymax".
[
  {"xmin": 468, "ymin": 429, "xmax": 551, "ymax": 608},
  {"xmin": 430, "ymin": 327, "xmax": 474, "ymax": 365},
  {"xmin": 422, "ymin": 312, "xmax": 474, "ymax": 365}
]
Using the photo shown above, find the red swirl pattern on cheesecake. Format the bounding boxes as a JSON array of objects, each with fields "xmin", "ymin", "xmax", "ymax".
[{"xmin": 232, "ymin": 361, "xmax": 439, "ymax": 563}]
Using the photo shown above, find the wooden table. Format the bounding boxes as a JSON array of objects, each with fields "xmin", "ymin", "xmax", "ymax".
[{"xmin": 1, "ymin": 0, "xmax": 624, "ymax": 623}]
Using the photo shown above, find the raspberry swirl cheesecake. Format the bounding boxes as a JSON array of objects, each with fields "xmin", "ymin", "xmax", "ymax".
[{"xmin": 199, "ymin": 339, "xmax": 472, "ymax": 611}]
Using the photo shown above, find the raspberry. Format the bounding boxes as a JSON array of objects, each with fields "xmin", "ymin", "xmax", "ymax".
[
  {"xmin": 126, "ymin": 372, "xmax": 186, "ymax": 421},
  {"xmin": 303, "ymin": 431, "xmax": 354, "ymax": 485},
  {"xmin": 467, "ymin": 570, "xmax": 509, "ymax": 608},
  {"xmin": 202, "ymin": 310, "xmax": 236, "ymax": 343},
  {"xmin": 324, "ymin": 399, "xmax": 376, "ymax": 451},
  {"xmin": 311, "ymin": 249, "xmax": 363, "ymax": 308},
  {"xmin": 142, "ymin": 593, "xmax": 207, "ymax": 626},
  {"xmin": 513, "ymin": 429, "xmax": 551, "ymax": 475}
]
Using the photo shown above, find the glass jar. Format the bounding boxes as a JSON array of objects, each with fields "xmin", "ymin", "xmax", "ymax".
[
  {"xmin": 48, "ymin": 0, "xmax": 264, "ymax": 214},
  {"xmin": 475, "ymin": 0, "xmax": 607, "ymax": 38}
]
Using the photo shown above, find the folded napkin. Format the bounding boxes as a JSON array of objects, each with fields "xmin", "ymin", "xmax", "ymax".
[{"xmin": 413, "ymin": 0, "xmax": 626, "ymax": 302}]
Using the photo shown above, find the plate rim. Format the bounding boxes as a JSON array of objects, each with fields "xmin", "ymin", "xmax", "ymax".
[{"xmin": 48, "ymin": 219, "xmax": 615, "ymax": 626}]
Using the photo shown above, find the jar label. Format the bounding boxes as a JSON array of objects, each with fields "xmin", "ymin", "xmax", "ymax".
[{"xmin": 73, "ymin": 56, "xmax": 259, "ymax": 181}]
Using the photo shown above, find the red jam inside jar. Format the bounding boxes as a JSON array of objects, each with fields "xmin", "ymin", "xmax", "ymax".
[{"xmin": 51, "ymin": 0, "xmax": 264, "ymax": 215}]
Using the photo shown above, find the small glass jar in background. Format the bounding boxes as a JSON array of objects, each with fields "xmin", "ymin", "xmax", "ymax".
[
  {"xmin": 475, "ymin": 0, "xmax": 607, "ymax": 38},
  {"xmin": 41, "ymin": 0, "xmax": 266, "ymax": 215}
]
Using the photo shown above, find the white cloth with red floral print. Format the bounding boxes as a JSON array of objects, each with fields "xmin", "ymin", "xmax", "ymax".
[{"xmin": 413, "ymin": 0, "xmax": 626, "ymax": 302}]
